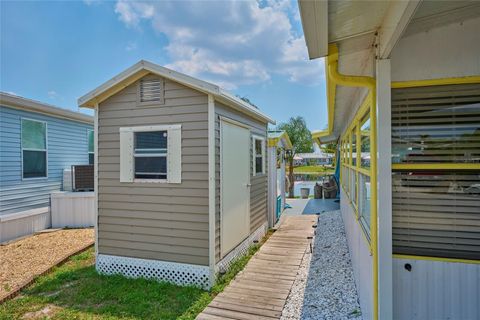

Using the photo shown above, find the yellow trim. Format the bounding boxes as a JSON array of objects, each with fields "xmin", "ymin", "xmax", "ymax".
[
  {"xmin": 393, "ymin": 254, "xmax": 480, "ymax": 265},
  {"xmin": 391, "ymin": 76, "xmax": 480, "ymax": 88},
  {"xmin": 267, "ymin": 131, "xmax": 293, "ymax": 149},
  {"xmin": 392, "ymin": 163, "xmax": 480, "ymax": 170}
]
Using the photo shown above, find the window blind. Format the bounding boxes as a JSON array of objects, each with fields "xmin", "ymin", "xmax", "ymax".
[
  {"xmin": 391, "ymin": 83, "xmax": 480, "ymax": 260},
  {"xmin": 392, "ymin": 83, "xmax": 480, "ymax": 164}
]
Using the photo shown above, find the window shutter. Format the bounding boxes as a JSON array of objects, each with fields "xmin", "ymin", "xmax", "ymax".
[
  {"xmin": 119, "ymin": 130, "xmax": 134, "ymax": 182},
  {"xmin": 167, "ymin": 126, "xmax": 182, "ymax": 183}
]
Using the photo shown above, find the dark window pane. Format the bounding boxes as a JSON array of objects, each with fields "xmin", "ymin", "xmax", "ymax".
[
  {"xmin": 23, "ymin": 150, "xmax": 46, "ymax": 178},
  {"xmin": 89, "ymin": 153, "xmax": 94, "ymax": 165},
  {"xmin": 135, "ymin": 156, "xmax": 167, "ymax": 179},
  {"xmin": 135, "ymin": 131, "xmax": 167, "ymax": 152},
  {"xmin": 255, "ymin": 156, "xmax": 262, "ymax": 174},
  {"xmin": 255, "ymin": 139, "xmax": 262, "ymax": 155}
]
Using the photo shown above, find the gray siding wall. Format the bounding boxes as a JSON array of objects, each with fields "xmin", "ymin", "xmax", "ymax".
[
  {"xmin": 214, "ymin": 102, "xmax": 268, "ymax": 262},
  {"xmin": 97, "ymin": 74, "xmax": 210, "ymax": 266}
]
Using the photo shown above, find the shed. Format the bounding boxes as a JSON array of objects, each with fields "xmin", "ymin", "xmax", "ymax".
[
  {"xmin": 78, "ymin": 60, "xmax": 275, "ymax": 288},
  {"xmin": 267, "ymin": 130, "xmax": 292, "ymax": 226},
  {"xmin": 0, "ymin": 92, "xmax": 93, "ymax": 242}
]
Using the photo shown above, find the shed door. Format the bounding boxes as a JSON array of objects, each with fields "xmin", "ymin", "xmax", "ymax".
[{"xmin": 221, "ymin": 119, "xmax": 250, "ymax": 256}]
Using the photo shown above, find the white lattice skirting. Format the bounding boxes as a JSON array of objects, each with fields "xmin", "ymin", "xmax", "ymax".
[
  {"xmin": 96, "ymin": 254, "xmax": 211, "ymax": 289},
  {"xmin": 215, "ymin": 222, "xmax": 267, "ymax": 274}
]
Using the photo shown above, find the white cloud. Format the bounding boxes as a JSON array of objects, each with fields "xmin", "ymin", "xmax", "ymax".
[
  {"xmin": 114, "ymin": 0, "xmax": 323, "ymax": 89},
  {"xmin": 47, "ymin": 90, "xmax": 58, "ymax": 99},
  {"xmin": 125, "ymin": 41, "xmax": 137, "ymax": 51}
]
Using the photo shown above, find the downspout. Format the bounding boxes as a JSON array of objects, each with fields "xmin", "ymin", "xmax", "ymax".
[{"xmin": 326, "ymin": 44, "xmax": 379, "ymax": 320}]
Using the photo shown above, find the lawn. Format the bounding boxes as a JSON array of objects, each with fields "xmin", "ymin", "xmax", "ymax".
[
  {"xmin": 0, "ymin": 240, "xmax": 265, "ymax": 320},
  {"xmin": 294, "ymin": 165, "xmax": 334, "ymax": 175}
]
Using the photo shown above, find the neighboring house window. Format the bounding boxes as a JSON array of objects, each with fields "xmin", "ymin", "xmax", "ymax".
[
  {"xmin": 88, "ymin": 129, "xmax": 94, "ymax": 165},
  {"xmin": 119, "ymin": 125, "xmax": 181, "ymax": 183},
  {"xmin": 22, "ymin": 118, "xmax": 47, "ymax": 179},
  {"xmin": 253, "ymin": 136, "xmax": 265, "ymax": 175}
]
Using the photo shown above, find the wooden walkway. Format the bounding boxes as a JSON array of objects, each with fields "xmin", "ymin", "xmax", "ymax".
[{"xmin": 197, "ymin": 215, "xmax": 318, "ymax": 320}]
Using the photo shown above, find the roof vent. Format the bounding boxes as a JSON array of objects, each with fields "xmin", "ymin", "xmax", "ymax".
[{"xmin": 139, "ymin": 78, "xmax": 164, "ymax": 104}]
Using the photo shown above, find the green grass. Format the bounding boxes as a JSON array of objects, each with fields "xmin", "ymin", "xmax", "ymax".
[
  {"xmin": 0, "ymin": 234, "xmax": 270, "ymax": 320},
  {"xmin": 294, "ymin": 165, "xmax": 334, "ymax": 175}
]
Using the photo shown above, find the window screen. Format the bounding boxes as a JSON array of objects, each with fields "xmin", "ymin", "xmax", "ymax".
[
  {"xmin": 134, "ymin": 131, "xmax": 167, "ymax": 179},
  {"xmin": 392, "ymin": 83, "xmax": 480, "ymax": 260},
  {"xmin": 360, "ymin": 114, "xmax": 370, "ymax": 168},
  {"xmin": 392, "ymin": 83, "xmax": 480, "ymax": 164},
  {"xmin": 22, "ymin": 119, "xmax": 47, "ymax": 178}
]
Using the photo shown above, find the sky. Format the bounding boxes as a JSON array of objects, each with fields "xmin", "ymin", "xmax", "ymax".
[{"xmin": 0, "ymin": 0, "xmax": 327, "ymax": 131}]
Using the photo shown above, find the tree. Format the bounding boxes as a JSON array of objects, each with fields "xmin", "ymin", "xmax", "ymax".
[{"xmin": 277, "ymin": 116, "xmax": 313, "ymax": 197}]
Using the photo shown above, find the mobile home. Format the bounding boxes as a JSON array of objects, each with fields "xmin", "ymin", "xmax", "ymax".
[
  {"xmin": 78, "ymin": 61, "xmax": 274, "ymax": 288},
  {"xmin": 0, "ymin": 92, "xmax": 93, "ymax": 242},
  {"xmin": 299, "ymin": 1, "xmax": 480, "ymax": 319}
]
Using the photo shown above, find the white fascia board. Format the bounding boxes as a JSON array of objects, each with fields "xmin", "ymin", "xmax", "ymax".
[
  {"xmin": 0, "ymin": 92, "xmax": 93, "ymax": 124},
  {"xmin": 378, "ymin": 0, "xmax": 421, "ymax": 59},
  {"xmin": 298, "ymin": 0, "xmax": 328, "ymax": 59},
  {"xmin": 218, "ymin": 89, "xmax": 276, "ymax": 125}
]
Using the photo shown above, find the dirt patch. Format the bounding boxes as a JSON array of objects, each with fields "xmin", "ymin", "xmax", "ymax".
[
  {"xmin": 22, "ymin": 304, "xmax": 63, "ymax": 319},
  {"xmin": 0, "ymin": 229, "xmax": 94, "ymax": 301}
]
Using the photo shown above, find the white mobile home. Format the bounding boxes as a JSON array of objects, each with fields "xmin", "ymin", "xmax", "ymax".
[
  {"xmin": 299, "ymin": 1, "xmax": 480, "ymax": 319},
  {"xmin": 78, "ymin": 61, "xmax": 274, "ymax": 288}
]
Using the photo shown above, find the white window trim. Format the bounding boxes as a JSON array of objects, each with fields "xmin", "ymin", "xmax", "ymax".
[
  {"xmin": 120, "ymin": 124, "xmax": 181, "ymax": 183},
  {"xmin": 252, "ymin": 135, "xmax": 265, "ymax": 176},
  {"xmin": 21, "ymin": 117, "xmax": 48, "ymax": 180},
  {"xmin": 87, "ymin": 129, "xmax": 94, "ymax": 164}
]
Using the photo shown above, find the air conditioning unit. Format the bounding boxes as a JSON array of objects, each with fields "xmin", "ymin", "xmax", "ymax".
[{"xmin": 72, "ymin": 165, "xmax": 94, "ymax": 191}]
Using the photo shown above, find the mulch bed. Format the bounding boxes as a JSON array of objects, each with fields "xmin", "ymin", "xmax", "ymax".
[{"xmin": 0, "ymin": 229, "xmax": 94, "ymax": 303}]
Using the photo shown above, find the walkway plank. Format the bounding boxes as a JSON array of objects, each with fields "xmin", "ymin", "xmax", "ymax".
[{"xmin": 196, "ymin": 215, "xmax": 317, "ymax": 320}]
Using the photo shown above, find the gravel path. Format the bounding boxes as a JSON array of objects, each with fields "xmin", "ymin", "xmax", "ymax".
[
  {"xmin": 281, "ymin": 210, "xmax": 362, "ymax": 320},
  {"xmin": 0, "ymin": 228, "xmax": 94, "ymax": 301}
]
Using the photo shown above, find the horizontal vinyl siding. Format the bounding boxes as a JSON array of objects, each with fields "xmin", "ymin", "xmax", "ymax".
[
  {"xmin": 214, "ymin": 102, "xmax": 268, "ymax": 262},
  {"xmin": 97, "ymin": 74, "xmax": 210, "ymax": 266},
  {"xmin": 0, "ymin": 106, "xmax": 92, "ymax": 215}
]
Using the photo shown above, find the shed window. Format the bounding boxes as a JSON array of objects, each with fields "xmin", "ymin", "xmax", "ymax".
[
  {"xmin": 138, "ymin": 78, "xmax": 164, "ymax": 105},
  {"xmin": 22, "ymin": 118, "xmax": 47, "ymax": 179},
  {"xmin": 134, "ymin": 131, "xmax": 167, "ymax": 180},
  {"xmin": 253, "ymin": 136, "xmax": 265, "ymax": 175},
  {"xmin": 119, "ymin": 125, "xmax": 181, "ymax": 183},
  {"xmin": 392, "ymin": 83, "xmax": 480, "ymax": 260},
  {"xmin": 88, "ymin": 129, "xmax": 94, "ymax": 165}
]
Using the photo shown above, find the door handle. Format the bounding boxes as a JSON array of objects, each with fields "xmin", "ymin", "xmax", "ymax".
[{"xmin": 246, "ymin": 183, "xmax": 252, "ymax": 187}]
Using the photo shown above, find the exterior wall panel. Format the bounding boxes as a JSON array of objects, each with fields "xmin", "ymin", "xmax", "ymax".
[
  {"xmin": 393, "ymin": 258, "xmax": 480, "ymax": 320},
  {"xmin": 341, "ymin": 190, "xmax": 373, "ymax": 320},
  {"xmin": 97, "ymin": 74, "xmax": 210, "ymax": 266},
  {"xmin": 214, "ymin": 102, "xmax": 268, "ymax": 262}
]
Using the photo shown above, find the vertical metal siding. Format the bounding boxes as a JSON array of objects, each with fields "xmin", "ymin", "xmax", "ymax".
[
  {"xmin": 393, "ymin": 258, "xmax": 480, "ymax": 320},
  {"xmin": 0, "ymin": 106, "xmax": 93, "ymax": 215},
  {"xmin": 341, "ymin": 193, "xmax": 373, "ymax": 320}
]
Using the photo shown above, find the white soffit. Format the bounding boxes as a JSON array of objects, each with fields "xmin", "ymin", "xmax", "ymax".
[
  {"xmin": 298, "ymin": 0, "xmax": 328, "ymax": 59},
  {"xmin": 404, "ymin": 0, "xmax": 480, "ymax": 36}
]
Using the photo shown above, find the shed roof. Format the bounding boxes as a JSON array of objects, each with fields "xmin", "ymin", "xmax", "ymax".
[
  {"xmin": 78, "ymin": 60, "xmax": 275, "ymax": 124},
  {"xmin": 267, "ymin": 130, "xmax": 293, "ymax": 149},
  {"xmin": 0, "ymin": 92, "xmax": 93, "ymax": 124}
]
